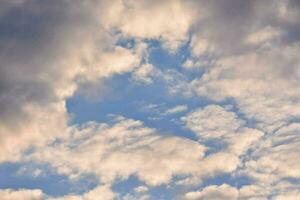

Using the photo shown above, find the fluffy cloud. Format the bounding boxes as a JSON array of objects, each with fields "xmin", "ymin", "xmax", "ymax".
[
  {"xmin": 101, "ymin": 0, "xmax": 196, "ymax": 49},
  {"xmin": 28, "ymin": 117, "xmax": 206, "ymax": 186},
  {"xmin": 187, "ymin": 0, "xmax": 300, "ymax": 133},
  {"xmin": 0, "ymin": 185, "xmax": 116, "ymax": 200},
  {"xmin": 1, "ymin": 0, "xmax": 300, "ymax": 199},
  {"xmin": 185, "ymin": 184, "xmax": 239, "ymax": 200},
  {"xmin": 182, "ymin": 105, "xmax": 263, "ymax": 155},
  {"xmin": 0, "ymin": 0, "xmax": 145, "ymax": 162},
  {"xmin": 273, "ymin": 191, "xmax": 300, "ymax": 200},
  {"xmin": 182, "ymin": 105, "xmax": 244, "ymax": 139},
  {"xmin": 0, "ymin": 0, "xmax": 200, "ymax": 162},
  {"xmin": 26, "ymin": 114, "xmax": 263, "ymax": 197},
  {"xmin": 180, "ymin": 105, "xmax": 263, "ymax": 187},
  {"xmin": 182, "ymin": 2, "xmax": 300, "ymax": 198},
  {"xmin": 49, "ymin": 185, "xmax": 115, "ymax": 200},
  {"xmin": 0, "ymin": 189, "xmax": 45, "ymax": 200},
  {"xmin": 191, "ymin": 49, "xmax": 300, "ymax": 132}
]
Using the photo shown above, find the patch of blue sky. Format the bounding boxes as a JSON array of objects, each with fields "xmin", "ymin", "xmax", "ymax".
[
  {"xmin": 147, "ymin": 38, "xmax": 207, "ymax": 80},
  {"xmin": 107, "ymin": 176, "xmax": 178, "ymax": 200},
  {"xmin": 66, "ymin": 40, "xmax": 219, "ymax": 140},
  {"xmin": 149, "ymin": 41, "xmax": 187, "ymax": 70},
  {"xmin": 149, "ymin": 184, "xmax": 177, "ymax": 200},
  {"xmin": 0, "ymin": 162, "xmax": 97, "ymax": 197},
  {"xmin": 115, "ymin": 37, "xmax": 137, "ymax": 50},
  {"xmin": 66, "ymin": 71, "xmax": 209, "ymax": 141},
  {"xmin": 112, "ymin": 176, "xmax": 142, "ymax": 196},
  {"xmin": 112, "ymin": 176, "xmax": 176, "ymax": 199},
  {"xmin": 201, "ymin": 173, "xmax": 253, "ymax": 189},
  {"xmin": 281, "ymin": 177, "xmax": 300, "ymax": 185},
  {"xmin": 202, "ymin": 139, "xmax": 229, "ymax": 156}
]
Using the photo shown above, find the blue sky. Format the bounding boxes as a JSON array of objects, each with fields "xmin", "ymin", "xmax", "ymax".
[{"xmin": 0, "ymin": 0, "xmax": 300, "ymax": 200}]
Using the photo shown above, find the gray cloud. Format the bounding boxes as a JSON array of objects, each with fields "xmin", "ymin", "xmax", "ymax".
[{"xmin": 0, "ymin": 0, "xmax": 143, "ymax": 161}]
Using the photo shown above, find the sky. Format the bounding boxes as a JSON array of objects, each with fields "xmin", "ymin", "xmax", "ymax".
[{"xmin": 0, "ymin": 0, "xmax": 300, "ymax": 199}]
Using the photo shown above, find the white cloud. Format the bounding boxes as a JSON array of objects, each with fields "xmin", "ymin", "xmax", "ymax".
[
  {"xmin": 0, "ymin": 189, "xmax": 45, "ymax": 200},
  {"xmin": 182, "ymin": 105, "xmax": 263, "ymax": 155},
  {"xmin": 191, "ymin": 48, "xmax": 300, "ymax": 132},
  {"xmin": 132, "ymin": 64, "xmax": 157, "ymax": 84},
  {"xmin": 182, "ymin": 105, "xmax": 244, "ymax": 139},
  {"xmin": 48, "ymin": 184, "xmax": 115, "ymax": 200},
  {"xmin": 241, "ymin": 123, "xmax": 300, "ymax": 185},
  {"xmin": 273, "ymin": 191, "xmax": 300, "ymax": 200},
  {"xmin": 101, "ymin": 0, "xmax": 196, "ymax": 50},
  {"xmin": 164, "ymin": 105, "xmax": 188, "ymax": 115},
  {"xmin": 26, "ymin": 114, "xmax": 263, "ymax": 197},
  {"xmin": 28, "ymin": 117, "xmax": 206, "ymax": 186},
  {"xmin": 134, "ymin": 186, "xmax": 148, "ymax": 193},
  {"xmin": 1, "ymin": 0, "xmax": 300, "ymax": 199},
  {"xmin": 180, "ymin": 105, "xmax": 264, "ymax": 189},
  {"xmin": 185, "ymin": 184, "xmax": 239, "ymax": 200}
]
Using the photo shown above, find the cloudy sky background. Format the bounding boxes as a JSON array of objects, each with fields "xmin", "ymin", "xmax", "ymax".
[{"xmin": 0, "ymin": 0, "xmax": 300, "ymax": 199}]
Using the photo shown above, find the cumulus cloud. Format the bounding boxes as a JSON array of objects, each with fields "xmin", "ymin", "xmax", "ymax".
[
  {"xmin": 180, "ymin": 105, "xmax": 263, "ymax": 188},
  {"xmin": 0, "ymin": 185, "xmax": 116, "ymax": 200},
  {"xmin": 0, "ymin": 0, "xmax": 145, "ymax": 162},
  {"xmin": 26, "ymin": 114, "xmax": 263, "ymax": 197},
  {"xmin": 182, "ymin": 105, "xmax": 263, "ymax": 155},
  {"xmin": 182, "ymin": 105, "xmax": 244, "ymax": 139},
  {"xmin": 183, "ymin": 1, "xmax": 300, "ymax": 191},
  {"xmin": 191, "ymin": 49, "xmax": 300, "ymax": 132},
  {"xmin": 0, "ymin": 189, "xmax": 45, "ymax": 200},
  {"xmin": 0, "ymin": 0, "xmax": 200, "ymax": 162},
  {"xmin": 187, "ymin": 0, "xmax": 300, "ymax": 133},
  {"xmin": 1, "ymin": 0, "xmax": 300, "ymax": 199},
  {"xmin": 101, "ymin": 0, "xmax": 196, "ymax": 49},
  {"xmin": 27, "ymin": 117, "xmax": 206, "ymax": 186}
]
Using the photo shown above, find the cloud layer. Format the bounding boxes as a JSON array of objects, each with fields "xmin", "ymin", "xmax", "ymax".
[{"xmin": 0, "ymin": 0, "xmax": 299, "ymax": 199}]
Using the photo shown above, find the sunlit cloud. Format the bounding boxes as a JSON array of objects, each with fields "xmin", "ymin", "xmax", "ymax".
[{"xmin": 0, "ymin": 0, "xmax": 299, "ymax": 199}]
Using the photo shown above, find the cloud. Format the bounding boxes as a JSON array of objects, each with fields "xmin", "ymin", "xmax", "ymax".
[
  {"xmin": 191, "ymin": 48, "xmax": 300, "ymax": 132},
  {"xmin": 245, "ymin": 26, "xmax": 282, "ymax": 45},
  {"xmin": 0, "ymin": 189, "xmax": 45, "ymax": 200},
  {"xmin": 182, "ymin": 105, "xmax": 244, "ymax": 139},
  {"xmin": 182, "ymin": 106, "xmax": 264, "ymax": 154},
  {"xmin": 180, "ymin": 105, "xmax": 263, "ymax": 191},
  {"xmin": 0, "ymin": 0, "xmax": 200, "ymax": 162},
  {"xmin": 273, "ymin": 191, "xmax": 300, "ymax": 200},
  {"xmin": 185, "ymin": 180, "xmax": 300, "ymax": 200},
  {"xmin": 1, "ymin": 0, "xmax": 300, "ymax": 199},
  {"xmin": 28, "ymin": 117, "xmax": 206, "ymax": 186},
  {"xmin": 163, "ymin": 105, "xmax": 188, "ymax": 115},
  {"xmin": 0, "ymin": 185, "xmax": 116, "ymax": 200},
  {"xmin": 0, "ymin": 0, "xmax": 145, "ymax": 162},
  {"xmin": 60, "ymin": 185, "xmax": 115, "ymax": 200},
  {"xmin": 186, "ymin": 0, "xmax": 300, "ymax": 133},
  {"xmin": 240, "ymin": 123, "xmax": 300, "ymax": 185},
  {"xmin": 26, "ymin": 114, "xmax": 262, "ymax": 197},
  {"xmin": 101, "ymin": 0, "xmax": 196, "ymax": 49},
  {"xmin": 185, "ymin": 184, "xmax": 239, "ymax": 200},
  {"xmin": 132, "ymin": 63, "xmax": 157, "ymax": 84}
]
